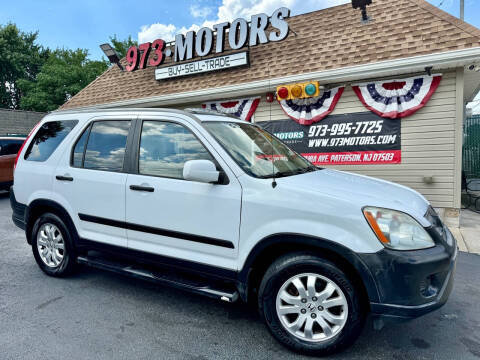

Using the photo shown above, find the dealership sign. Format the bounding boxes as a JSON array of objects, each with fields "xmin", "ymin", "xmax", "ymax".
[
  {"xmin": 126, "ymin": 7, "xmax": 290, "ymax": 78},
  {"xmin": 155, "ymin": 52, "xmax": 249, "ymax": 80},
  {"xmin": 261, "ymin": 112, "xmax": 401, "ymax": 165}
]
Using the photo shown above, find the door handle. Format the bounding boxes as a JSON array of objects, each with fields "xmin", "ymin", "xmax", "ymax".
[
  {"xmin": 56, "ymin": 175, "xmax": 73, "ymax": 181},
  {"xmin": 129, "ymin": 185, "xmax": 154, "ymax": 192}
]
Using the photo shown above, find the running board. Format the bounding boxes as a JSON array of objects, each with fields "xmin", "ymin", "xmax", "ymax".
[{"xmin": 76, "ymin": 255, "xmax": 239, "ymax": 303}]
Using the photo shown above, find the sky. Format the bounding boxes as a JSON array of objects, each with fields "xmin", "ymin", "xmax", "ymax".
[{"xmin": 1, "ymin": 0, "xmax": 479, "ymax": 60}]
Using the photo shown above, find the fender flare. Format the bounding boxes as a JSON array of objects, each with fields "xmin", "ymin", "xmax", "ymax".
[
  {"xmin": 238, "ymin": 233, "xmax": 380, "ymax": 303},
  {"xmin": 25, "ymin": 199, "xmax": 79, "ymax": 246}
]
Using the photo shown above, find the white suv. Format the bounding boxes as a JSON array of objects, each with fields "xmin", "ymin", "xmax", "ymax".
[{"xmin": 11, "ymin": 108, "xmax": 457, "ymax": 356}]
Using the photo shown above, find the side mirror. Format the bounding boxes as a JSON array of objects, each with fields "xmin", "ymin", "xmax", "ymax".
[{"xmin": 183, "ymin": 160, "xmax": 220, "ymax": 184}]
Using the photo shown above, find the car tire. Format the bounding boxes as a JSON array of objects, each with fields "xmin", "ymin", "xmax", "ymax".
[
  {"xmin": 258, "ymin": 252, "xmax": 365, "ymax": 356},
  {"xmin": 31, "ymin": 212, "xmax": 77, "ymax": 277}
]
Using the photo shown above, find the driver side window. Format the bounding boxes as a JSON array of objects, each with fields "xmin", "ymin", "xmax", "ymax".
[{"xmin": 138, "ymin": 121, "xmax": 214, "ymax": 179}]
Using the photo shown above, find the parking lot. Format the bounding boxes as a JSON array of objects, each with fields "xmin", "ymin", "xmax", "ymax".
[{"xmin": 0, "ymin": 193, "xmax": 479, "ymax": 360}]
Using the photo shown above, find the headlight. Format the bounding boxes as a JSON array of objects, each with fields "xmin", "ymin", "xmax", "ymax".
[{"xmin": 363, "ymin": 207, "xmax": 435, "ymax": 250}]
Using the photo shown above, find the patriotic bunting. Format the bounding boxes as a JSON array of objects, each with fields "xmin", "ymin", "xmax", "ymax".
[
  {"xmin": 202, "ymin": 97, "xmax": 261, "ymax": 122},
  {"xmin": 352, "ymin": 75, "xmax": 442, "ymax": 119},
  {"xmin": 278, "ymin": 87, "xmax": 344, "ymax": 125}
]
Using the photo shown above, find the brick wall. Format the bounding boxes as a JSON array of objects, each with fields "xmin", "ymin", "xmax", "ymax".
[{"xmin": 0, "ymin": 109, "xmax": 46, "ymax": 135}]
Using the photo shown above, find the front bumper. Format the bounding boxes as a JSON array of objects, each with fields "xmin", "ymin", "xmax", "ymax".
[{"xmin": 359, "ymin": 226, "xmax": 457, "ymax": 321}]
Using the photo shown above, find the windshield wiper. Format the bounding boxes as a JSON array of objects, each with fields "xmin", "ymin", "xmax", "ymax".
[
  {"xmin": 270, "ymin": 166, "xmax": 317, "ymax": 178},
  {"xmin": 291, "ymin": 166, "xmax": 318, "ymax": 175},
  {"xmin": 303, "ymin": 165, "xmax": 318, "ymax": 173}
]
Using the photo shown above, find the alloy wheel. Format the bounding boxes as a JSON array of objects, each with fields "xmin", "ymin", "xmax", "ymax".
[
  {"xmin": 275, "ymin": 272, "xmax": 348, "ymax": 342},
  {"xmin": 37, "ymin": 223, "xmax": 65, "ymax": 268}
]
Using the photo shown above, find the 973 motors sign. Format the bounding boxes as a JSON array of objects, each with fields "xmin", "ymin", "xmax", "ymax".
[
  {"xmin": 124, "ymin": 7, "xmax": 290, "ymax": 80},
  {"xmin": 261, "ymin": 112, "xmax": 401, "ymax": 165}
]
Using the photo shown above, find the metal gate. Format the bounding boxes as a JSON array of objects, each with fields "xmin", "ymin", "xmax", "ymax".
[{"xmin": 463, "ymin": 115, "xmax": 480, "ymax": 179}]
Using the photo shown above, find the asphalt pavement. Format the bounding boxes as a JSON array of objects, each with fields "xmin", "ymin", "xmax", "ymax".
[{"xmin": 0, "ymin": 192, "xmax": 479, "ymax": 360}]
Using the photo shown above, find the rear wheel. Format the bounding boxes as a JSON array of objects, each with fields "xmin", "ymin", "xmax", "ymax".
[
  {"xmin": 258, "ymin": 253, "xmax": 365, "ymax": 356},
  {"xmin": 31, "ymin": 213, "xmax": 77, "ymax": 276}
]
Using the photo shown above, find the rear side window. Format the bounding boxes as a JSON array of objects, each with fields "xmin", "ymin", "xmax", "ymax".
[
  {"xmin": 81, "ymin": 120, "xmax": 131, "ymax": 172},
  {"xmin": 24, "ymin": 120, "xmax": 78, "ymax": 162},
  {"xmin": 71, "ymin": 125, "xmax": 91, "ymax": 167},
  {"xmin": 0, "ymin": 139, "xmax": 24, "ymax": 155}
]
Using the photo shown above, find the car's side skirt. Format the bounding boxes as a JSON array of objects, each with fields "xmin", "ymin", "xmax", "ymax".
[
  {"xmin": 76, "ymin": 254, "xmax": 239, "ymax": 303},
  {"xmin": 76, "ymin": 238, "xmax": 238, "ymax": 282}
]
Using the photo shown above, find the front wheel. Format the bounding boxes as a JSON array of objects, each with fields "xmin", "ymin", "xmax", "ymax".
[
  {"xmin": 258, "ymin": 253, "xmax": 365, "ymax": 356},
  {"xmin": 31, "ymin": 213, "xmax": 77, "ymax": 277}
]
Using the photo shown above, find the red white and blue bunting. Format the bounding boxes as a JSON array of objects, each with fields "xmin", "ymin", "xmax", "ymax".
[
  {"xmin": 278, "ymin": 87, "xmax": 344, "ymax": 126},
  {"xmin": 352, "ymin": 75, "xmax": 442, "ymax": 119},
  {"xmin": 201, "ymin": 97, "xmax": 261, "ymax": 122}
]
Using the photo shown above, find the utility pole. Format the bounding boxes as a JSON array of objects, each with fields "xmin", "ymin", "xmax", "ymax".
[{"xmin": 460, "ymin": 0, "xmax": 464, "ymax": 20}]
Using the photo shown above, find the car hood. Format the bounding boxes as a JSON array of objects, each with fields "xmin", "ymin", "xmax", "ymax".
[{"xmin": 276, "ymin": 169, "xmax": 431, "ymax": 226}]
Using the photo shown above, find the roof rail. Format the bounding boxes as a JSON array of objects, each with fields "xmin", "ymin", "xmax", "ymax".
[
  {"xmin": 183, "ymin": 108, "xmax": 239, "ymax": 119},
  {"xmin": 51, "ymin": 106, "xmax": 240, "ymax": 120},
  {"xmin": 52, "ymin": 107, "xmax": 186, "ymax": 115}
]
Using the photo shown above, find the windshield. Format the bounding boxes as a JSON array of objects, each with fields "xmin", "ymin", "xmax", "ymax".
[{"xmin": 203, "ymin": 121, "xmax": 317, "ymax": 178}]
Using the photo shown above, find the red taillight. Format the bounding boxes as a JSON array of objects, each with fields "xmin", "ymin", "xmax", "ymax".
[{"xmin": 14, "ymin": 122, "xmax": 40, "ymax": 170}]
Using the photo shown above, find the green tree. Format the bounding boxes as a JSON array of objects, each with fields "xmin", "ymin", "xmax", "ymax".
[
  {"xmin": 18, "ymin": 48, "xmax": 108, "ymax": 112},
  {"xmin": 0, "ymin": 23, "xmax": 49, "ymax": 109},
  {"xmin": 109, "ymin": 34, "xmax": 137, "ymax": 59}
]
